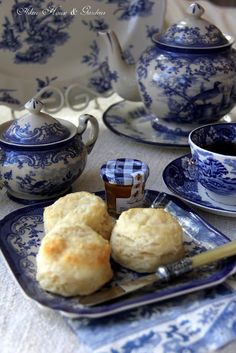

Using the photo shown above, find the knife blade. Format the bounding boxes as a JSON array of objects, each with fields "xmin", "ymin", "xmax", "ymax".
[
  {"xmin": 79, "ymin": 273, "xmax": 159, "ymax": 306},
  {"xmin": 79, "ymin": 239, "xmax": 236, "ymax": 306}
]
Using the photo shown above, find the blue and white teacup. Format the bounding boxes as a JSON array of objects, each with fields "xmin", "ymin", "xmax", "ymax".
[{"xmin": 189, "ymin": 123, "xmax": 236, "ymax": 206}]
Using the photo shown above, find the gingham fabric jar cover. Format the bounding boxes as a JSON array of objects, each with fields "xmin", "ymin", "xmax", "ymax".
[{"xmin": 100, "ymin": 158, "xmax": 149, "ymax": 185}]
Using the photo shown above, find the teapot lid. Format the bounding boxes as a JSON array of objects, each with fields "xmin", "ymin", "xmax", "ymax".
[
  {"xmin": 2, "ymin": 98, "xmax": 71, "ymax": 146},
  {"xmin": 155, "ymin": 2, "xmax": 231, "ymax": 49}
]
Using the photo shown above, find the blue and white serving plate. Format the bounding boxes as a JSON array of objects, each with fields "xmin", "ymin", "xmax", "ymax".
[
  {"xmin": 0, "ymin": 189, "xmax": 235, "ymax": 318},
  {"xmin": 0, "ymin": 0, "xmax": 166, "ymax": 110},
  {"xmin": 163, "ymin": 154, "xmax": 236, "ymax": 217}
]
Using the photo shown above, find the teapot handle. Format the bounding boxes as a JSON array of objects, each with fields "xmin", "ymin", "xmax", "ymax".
[{"xmin": 77, "ymin": 114, "xmax": 99, "ymax": 154}]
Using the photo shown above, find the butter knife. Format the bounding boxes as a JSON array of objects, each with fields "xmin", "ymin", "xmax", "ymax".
[{"xmin": 79, "ymin": 239, "xmax": 236, "ymax": 306}]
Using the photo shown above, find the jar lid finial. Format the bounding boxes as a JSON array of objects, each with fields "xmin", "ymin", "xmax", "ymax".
[{"xmin": 24, "ymin": 98, "xmax": 44, "ymax": 113}]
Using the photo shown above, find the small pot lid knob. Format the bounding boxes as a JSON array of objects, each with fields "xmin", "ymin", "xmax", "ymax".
[
  {"xmin": 187, "ymin": 3, "xmax": 204, "ymax": 18},
  {"xmin": 24, "ymin": 98, "xmax": 44, "ymax": 113}
]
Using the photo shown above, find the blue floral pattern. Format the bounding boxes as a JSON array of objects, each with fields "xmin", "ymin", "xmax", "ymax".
[
  {"xmin": 103, "ymin": 100, "xmax": 189, "ymax": 147},
  {"xmin": 94, "ymin": 0, "xmax": 154, "ymax": 20},
  {"xmin": 1, "ymin": 191, "xmax": 236, "ymax": 352},
  {"xmin": 138, "ymin": 81, "xmax": 152, "ymax": 109},
  {"xmin": 0, "ymin": 0, "xmax": 74, "ymax": 64},
  {"xmin": 0, "ymin": 76, "xmax": 57, "ymax": 106},
  {"xmin": 66, "ymin": 285, "xmax": 236, "ymax": 352},
  {"xmin": 35, "ymin": 75, "xmax": 58, "ymax": 100},
  {"xmin": 0, "ymin": 0, "xmax": 165, "ymax": 109},
  {"xmin": 0, "ymin": 88, "xmax": 20, "ymax": 105},
  {"xmin": 160, "ymin": 24, "xmax": 228, "ymax": 47},
  {"xmin": 0, "ymin": 190, "xmax": 234, "ymax": 320},
  {"xmin": 82, "ymin": 40, "xmax": 118, "ymax": 94},
  {"xmin": 3, "ymin": 120, "xmax": 70, "ymax": 145},
  {"xmin": 81, "ymin": 8, "xmax": 159, "ymax": 94},
  {"xmin": 151, "ymin": 122, "xmax": 189, "ymax": 139},
  {"xmin": 190, "ymin": 124, "xmax": 236, "ymax": 197},
  {"xmin": 163, "ymin": 154, "xmax": 236, "ymax": 216},
  {"xmin": 0, "ymin": 134, "xmax": 87, "ymax": 198},
  {"xmin": 82, "ymin": 18, "xmax": 109, "ymax": 34},
  {"xmin": 137, "ymin": 48, "xmax": 236, "ymax": 124}
]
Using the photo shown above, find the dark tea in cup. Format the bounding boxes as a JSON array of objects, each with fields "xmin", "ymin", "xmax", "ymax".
[{"xmin": 203, "ymin": 142, "xmax": 236, "ymax": 156}]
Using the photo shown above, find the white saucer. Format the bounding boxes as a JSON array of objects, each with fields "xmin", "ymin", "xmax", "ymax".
[{"xmin": 163, "ymin": 154, "xmax": 236, "ymax": 217}]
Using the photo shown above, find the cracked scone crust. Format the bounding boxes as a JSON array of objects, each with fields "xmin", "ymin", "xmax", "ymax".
[
  {"xmin": 43, "ymin": 191, "xmax": 114, "ymax": 240},
  {"xmin": 110, "ymin": 208, "xmax": 184, "ymax": 273},
  {"xmin": 36, "ymin": 222, "xmax": 113, "ymax": 296}
]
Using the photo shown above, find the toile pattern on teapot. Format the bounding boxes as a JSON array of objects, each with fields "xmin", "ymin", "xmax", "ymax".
[
  {"xmin": 101, "ymin": 2, "xmax": 236, "ymax": 134},
  {"xmin": 0, "ymin": 98, "xmax": 99, "ymax": 203}
]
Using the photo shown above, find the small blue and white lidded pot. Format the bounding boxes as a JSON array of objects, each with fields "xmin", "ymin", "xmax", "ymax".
[
  {"xmin": 0, "ymin": 98, "xmax": 99, "ymax": 203},
  {"xmin": 100, "ymin": 158, "xmax": 149, "ymax": 217}
]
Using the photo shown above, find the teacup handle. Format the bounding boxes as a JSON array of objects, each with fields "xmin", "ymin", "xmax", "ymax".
[
  {"xmin": 77, "ymin": 114, "xmax": 99, "ymax": 154},
  {"xmin": 0, "ymin": 147, "xmax": 5, "ymax": 189}
]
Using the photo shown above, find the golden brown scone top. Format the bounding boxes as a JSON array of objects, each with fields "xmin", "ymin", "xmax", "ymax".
[
  {"xmin": 110, "ymin": 208, "xmax": 185, "ymax": 273},
  {"xmin": 36, "ymin": 221, "xmax": 113, "ymax": 297}
]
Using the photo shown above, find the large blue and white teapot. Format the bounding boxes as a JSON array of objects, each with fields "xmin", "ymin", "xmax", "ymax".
[
  {"xmin": 101, "ymin": 2, "xmax": 236, "ymax": 133},
  {"xmin": 0, "ymin": 98, "xmax": 99, "ymax": 202}
]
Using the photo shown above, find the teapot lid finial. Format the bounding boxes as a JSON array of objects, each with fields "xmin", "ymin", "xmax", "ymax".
[
  {"xmin": 187, "ymin": 3, "xmax": 204, "ymax": 18},
  {"xmin": 156, "ymin": 1, "xmax": 231, "ymax": 49},
  {"xmin": 24, "ymin": 98, "xmax": 44, "ymax": 114}
]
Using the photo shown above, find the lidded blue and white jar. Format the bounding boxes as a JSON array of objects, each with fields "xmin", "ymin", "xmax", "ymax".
[
  {"xmin": 0, "ymin": 98, "xmax": 99, "ymax": 203},
  {"xmin": 100, "ymin": 158, "xmax": 149, "ymax": 216},
  {"xmin": 136, "ymin": 2, "xmax": 236, "ymax": 132}
]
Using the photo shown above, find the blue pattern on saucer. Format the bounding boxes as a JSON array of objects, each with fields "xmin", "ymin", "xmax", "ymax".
[
  {"xmin": 163, "ymin": 154, "xmax": 236, "ymax": 217},
  {"xmin": 0, "ymin": 190, "xmax": 235, "ymax": 319},
  {"xmin": 103, "ymin": 100, "xmax": 189, "ymax": 147}
]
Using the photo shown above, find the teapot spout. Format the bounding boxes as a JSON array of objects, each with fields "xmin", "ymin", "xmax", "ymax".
[{"xmin": 100, "ymin": 30, "xmax": 141, "ymax": 101}]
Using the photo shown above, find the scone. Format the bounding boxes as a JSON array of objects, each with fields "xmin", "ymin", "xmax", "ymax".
[
  {"xmin": 43, "ymin": 191, "xmax": 114, "ymax": 240},
  {"xmin": 110, "ymin": 208, "xmax": 184, "ymax": 273},
  {"xmin": 36, "ymin": 222, "xmax": 113, "ymax": 296}
]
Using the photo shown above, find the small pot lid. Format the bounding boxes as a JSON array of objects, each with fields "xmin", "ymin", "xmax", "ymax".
[
  {"xmin": 2, "ymin": 98, "xmax": 70, "ymax": 145},
  {"xmin": 156, "ymin": 2, "xmax": 230, "ymax": 49}
]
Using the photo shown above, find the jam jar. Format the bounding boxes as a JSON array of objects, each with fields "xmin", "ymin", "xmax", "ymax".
[{"xmin": 100, "ymin": 158, "xmax": 149, "ymax": 217}]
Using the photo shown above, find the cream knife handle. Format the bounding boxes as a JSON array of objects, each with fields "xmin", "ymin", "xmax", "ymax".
[{"xmin": 192, "ymin": 239, "xmax": 236, "ymax": 269}]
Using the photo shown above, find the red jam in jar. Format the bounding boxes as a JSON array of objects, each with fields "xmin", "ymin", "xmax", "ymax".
[{"xmin": 100, "ymin": 158, "xmax": 149, "ymax": 217}]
